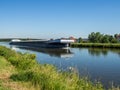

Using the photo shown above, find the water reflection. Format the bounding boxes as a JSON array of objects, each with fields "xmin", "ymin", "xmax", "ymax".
[
  {"xmin": 10, "ymin": 45, "xmax": 20, "ymax": 51},
  {"xmin": 88, "ymin": 48, "xmax": 108, "ymax": 56},
  {"xmin": 87, "ymin": 48, "xmax": 120, "ymax": 57},
  {"xmin": 10, "ymin": 45, "xmax": 74, "ymax": 58}
]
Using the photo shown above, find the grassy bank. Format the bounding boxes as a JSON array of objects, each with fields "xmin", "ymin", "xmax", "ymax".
[
  {"xmin": 0, "ymin": 56, "xmax": 12, "ymax": 90},
  {"xmin": 0, "ymin": 46, "xmax": 119, "ymax": 90},
  {"xmin": 0, "ymin": 56, "xmax": 37, "ymax": 90},
  {"xmin": 71, "ymin": 43, "xmax": 120, "ymax": 48}
]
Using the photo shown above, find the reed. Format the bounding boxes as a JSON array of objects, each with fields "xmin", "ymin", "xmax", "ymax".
[{"xmin": 71, "ymin": 43, "xmax": 120, "ymax": 48}]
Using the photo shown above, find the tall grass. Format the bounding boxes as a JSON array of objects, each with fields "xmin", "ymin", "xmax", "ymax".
[
  {"xmin": 71, "ymin": 43, "xmax": 120, "ymax": 48},
  {"xmin": 0, "ymin": 84, "xmax": 11, "ymax": 90},
  {"xmin": 0, "ymin": 46, "xmax": 105, "ymax": 90}
]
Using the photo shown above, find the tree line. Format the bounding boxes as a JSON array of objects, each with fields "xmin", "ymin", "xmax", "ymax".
[{"xmin": 78, "ymin": 32, "xmax": 120, "ymax": 43}]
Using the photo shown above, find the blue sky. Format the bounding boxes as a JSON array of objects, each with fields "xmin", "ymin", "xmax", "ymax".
[{"xmin": 0, "ymin": 0, "xmax": 120, "ymax": 39}]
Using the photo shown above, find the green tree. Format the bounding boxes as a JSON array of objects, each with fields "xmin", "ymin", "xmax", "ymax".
[
  {"xmin": 88, "ymin": 32, "xmax": 118, "ymax": 43},
  {"xmin": 111, "ymin": 38, "xmax": 118, "ymax": 43},
  {"xmin": 88, "ymin": 32, "xmax": 96, "ymax": 43},
  {"xmin": 101, "ymin": 35, "xmax": 110, "ymax": 43},
  {"xmin": 88, "ymin": 32, "xmax": 103, "ymax": 43},
  {"xmin": 114, "ymin": 34, "xmax": 118, "ymax": 39},
  {"xmin": 78, "ymin": 37, "xmax": 83, "ymax": 43}
]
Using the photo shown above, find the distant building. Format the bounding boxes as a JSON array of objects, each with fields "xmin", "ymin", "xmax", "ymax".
[
  {"xmin": 116, "ymin": 34, "xmax": 120, "ymax": 41},
  {"xmin": 60, "ymin": 36, "xmax": 77, "ymax": 42},
  {"xmin": 118, "ymin": 35, "xmax": 120, "ymax": 41},
  {"xmin": 82, "ymin": 38, "xmax": 89, "ymax": 42},
  {"xmin": 69, "ymin": 36, "xmax": 77, "ymax": 42}
]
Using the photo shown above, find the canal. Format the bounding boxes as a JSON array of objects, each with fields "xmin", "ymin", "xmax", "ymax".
[{"xmin": 0, "ymin": 42, "xmax": 120, "ymax": 88}]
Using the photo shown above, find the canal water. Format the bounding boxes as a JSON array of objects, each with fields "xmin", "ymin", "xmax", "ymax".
[{"xmin": 0, "ymin": 42, "xmax": 120, "ymax": 88}]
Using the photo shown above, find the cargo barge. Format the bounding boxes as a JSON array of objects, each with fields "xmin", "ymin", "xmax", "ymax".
[{"xmin": 9, "ymin": 39, "xmax": 74, "ymax": 49}]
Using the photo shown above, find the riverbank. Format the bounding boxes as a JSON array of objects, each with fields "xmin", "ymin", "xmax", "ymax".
[
  {"xmin": 71, "ymin": 43, "xmax": 120, "ymax": 48},
  {"xmin": 0, "ymin": 56, "xmax": 36, "ymax": 90},
  {"xmin": 0, "ymin": 46, "xmax": 119, "ymax": 90}
]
